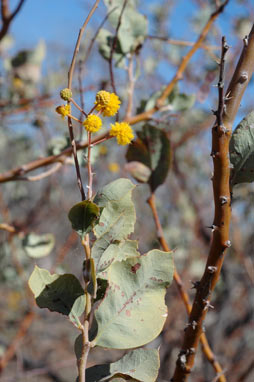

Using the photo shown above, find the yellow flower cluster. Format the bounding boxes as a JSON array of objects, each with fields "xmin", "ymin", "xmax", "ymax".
[
  {"xmin": 56, "ymin": 90, "xmax": 134, "ymax": 145},
  {"xmin": 95, "ymin": 90, "xmax": 121, "ymax": 117},
  {"xmin": 55, "ymin": 104, "xmax": 71, "ymax": 118},
  {"xmin": 83, "ymin": 114, "xmax": 102, "ymax": 133},
  {"xmin": 109, "ymin": 122, "xmax": 134, "ymax": 145}
]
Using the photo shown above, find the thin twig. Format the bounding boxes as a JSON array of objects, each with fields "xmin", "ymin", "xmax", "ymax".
[
  {"xmin": 171, "ymin": 24, "xmax": 254, "ymax": 382},
  {"xmin": 66, "ymin": 0, "xmax": 100, "ymax": 202},
  {"xmin": 0, "ymin": 1, "xmax": 228, "ymax": 184},
  {"xmin": 83, "ymin": 6, "xmax": 118, "ymax": 66},
  {"xmin": 68, "ymin": 0, "xmax": 100, "ymax": 89},
  {"xmin": 0, "ymin": 0, "xmax": 26, "ymax": 41},
  {"xmin": 19, "ymin": 162, "xmax": 63, "ymax": 182},
  {"xmin": 147, "ymin": 35, "xmax": 220, "ymax": 51},
  {"xmin": 0, "ymin": 311, "xmax": 36, "ymax": 372},
  {"xmin": 147, "ymin": 194, "xmax": 226, "ymax": 382},
  {"xmin": 125, "ymin": 54, "xmax": 135, "ymax": 119},
  {"xmin": 125, "ymin": 0, "xmax": 229, "ymax": 125},
  {"xmin": 109, "ymin": 0, "xmax": 128, "ymax": 95}
]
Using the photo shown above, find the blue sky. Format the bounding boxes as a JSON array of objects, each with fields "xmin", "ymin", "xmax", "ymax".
[
  {"xmin": 9, "ymin": 0, "xmax": 250, "ymax": 49},
  {"xmin": 6, "ymin": 0, "xmax": 253, "ymax": 127}
]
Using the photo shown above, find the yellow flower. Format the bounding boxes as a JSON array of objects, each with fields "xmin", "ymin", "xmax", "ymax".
[
  {"xmin": 109, "ymin": 122, "xmax": 134, "ymax": 145},
  {"xmin": 55, "ymin": 104, "xmax": 71, "ymax": 118},
  {"xmin": 108, "ymin": 162, "xmax": 120, "ymax": 173},
  {"xmin": 95, "ymin": 90, "xmax": 121, "ymax": 117},
  {"xmin": 83, "ymin": 114, "xmax": 102, "ymax": 133}
]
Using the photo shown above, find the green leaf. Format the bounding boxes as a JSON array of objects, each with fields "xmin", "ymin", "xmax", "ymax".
[
  {"xmin": 230, "ymin": 110, "xmax": 254, "ymax": 186},
  {"xmin": 94, "ymin": 249, "xmax": 174, "ymax": 349},
  {"xmin": 28, "ymin": 266, "xmax": 85, "ymax": 327},
  {"xmin": 126, "ymin": 124, "xmax": 171, "ymax": 191},
  {"xmin": 92, "ymin": 179, "xmax": 136, "ymax": 272},
  {"xmin": 22, "ymin": 233, "xmax": 55, "ymax": 258},
  {"xmin": 68, "ymin": 200, "xmax": 100, "ymax": 238},
  {"xmin": 86, "ymin": 348, "xmax": 159, "ymax": 382}
]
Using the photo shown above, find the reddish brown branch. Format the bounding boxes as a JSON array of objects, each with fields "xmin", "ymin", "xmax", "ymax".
[
  {"xmin": 171, "ymin": 24, "xmax": 254, "ymax": 382},
  {"xmin": 0, "ymin": 311, "xmax": 35, "ymax": 372},
  {"xmin": 147, "ymin": 194, "xmax": 226, "ymax": 382},
  {"xmin": 0, "ymin": 0, "xmax": 26, "ymax": 41}
]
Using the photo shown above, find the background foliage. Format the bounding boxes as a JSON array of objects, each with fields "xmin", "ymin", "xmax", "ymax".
[{"xmin": 0, "ymin": 1, "xmax": 253, "ymax": 381}]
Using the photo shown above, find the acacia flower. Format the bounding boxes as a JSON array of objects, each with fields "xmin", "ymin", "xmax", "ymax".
[
  {"xmin": 95, "ymin": 90, "xmax": 121, "ymax": 117},
  {"xmin": 109, "ymin": 122, "xmax": 134, "ymax": 145},
  {"xmin": 83, "ymin": 114, "xmax": 102, "ymax": 133},
  {"xmin": 55, "ymin": 104, "xmax": 71, "ymax": 118},
  {"xmin": 60, "ymin": 88, "xmax": 72, "ymax": 101}
]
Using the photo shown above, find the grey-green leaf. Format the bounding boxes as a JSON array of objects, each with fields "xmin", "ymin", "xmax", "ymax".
[
  {"xmin": 94, "ymin": 249, "xmax": 174, "ymax": 349},
  {"xmin": 96, "ymin": 29, "xmax": 125, "ymax": 67},
  {"xmin": 28, "ymin": 266, "xmax": 85, "ymax": 326},
  {"xmin": 68, "ymin": 200, "xmax": 100, "ymax": 238},
  {"xmin": 137, "ymin": 85, "xmax": 195, "ymax": 114},
  {"xmin": 124, "ymin": 161, "xmax": 151, "ymax": 183},
  {"xmin": 126, "ymin": 124, "xmax": 171, "ymax": 191},
  {"xmin": 86, "ymin": 348, "xmax": 159, "ymax": 382},
  {"xmin": 22, "ymin": 233, "xmax": 55, "ymax": 258},
  {"xmin": 230, "ymin": 110, "xmax": 254, "ymax": 186},
  {"xmin": 92, "ymin": 179, "xmax": 136, "ymax": 272}
]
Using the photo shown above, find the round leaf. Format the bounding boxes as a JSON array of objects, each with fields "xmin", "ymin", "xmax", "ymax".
[{"xmin": 68, "ymin": 200, "xmax": 100, "ymax": 238}]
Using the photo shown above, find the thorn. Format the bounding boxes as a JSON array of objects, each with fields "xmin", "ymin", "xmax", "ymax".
[
  {"xmin": 203, "ymin": 299, "xmax": 214, "ymax": 311},
  {"xmin": 206, "ymin": 225, "xmax": 218, "ymax": 232},
  {"xmin": 219, "ymin": 125, "xmax": 229, "ymax": 134},
  {"xmin": 211, "ymin": 109, "xmax": 218, "ymax": 116},
  {"xmin": 243, "ymin": 35, "xmax": 248, "ymax": 47},
  {"xmin": 220, "ymin": 196, "xmax": 228, "ymax": 205},
  {"xmin": 224, "ymin": 240, "xmax": 231, "ymax": 248},
  {"xmin": 184, "ymin": 320, "xmax": 197, "ymax": 331},
  {"xmin": 225, "ymin": 90, "xmax": 231, "ymax": 100},
  {"xmin": 191, "ymin": 280, "xmax": 200, "ymax": 289},
  {"xmin": 239, "ymin": 72, "xmax": 248, "ymax": 83},
  {"xmin": 210, "ymin": 151, "xmax": 219, "ymax": 158},
  {"xmin": 208, "ymin": 265, "xmax": 217, "ymax": 273}
]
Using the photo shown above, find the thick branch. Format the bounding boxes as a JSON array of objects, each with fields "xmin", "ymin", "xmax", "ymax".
[
  {"xmin": 171, "ymin": 24, "xmax": 254, "ymax": 382},
  {"xmin": 147, "ymin": 194, "xmax": 226, "ymax": 382}
]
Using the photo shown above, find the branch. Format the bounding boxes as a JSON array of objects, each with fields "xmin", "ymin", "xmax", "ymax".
[
  {"xmin": 171, "ymin": 24, "xmax": 254, "ymax": 382},
  {"xmin": 0, "ymin": 0, "xmax": 26, "ymax": 41},
  {"xmin": 147, "ymin": 35, "xmax": 220, "ymax": 51},
  {"xmin": 67, "ymin": 0, "xmax": 100, "ymax": 202},
  {"xmin": 147, "ymin": 194, "xmax": 226, "ymax": 382},
  {"xmin": 0, "ymin": 133, "xmax": 105, "ymax": 183},
  {"xmin": 0, "ymin": 1, "xmax": 228, "ymax": 184},
  {"xmin": 125, "ymin": 0, "xmax": 229, "ymax": 125}
]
